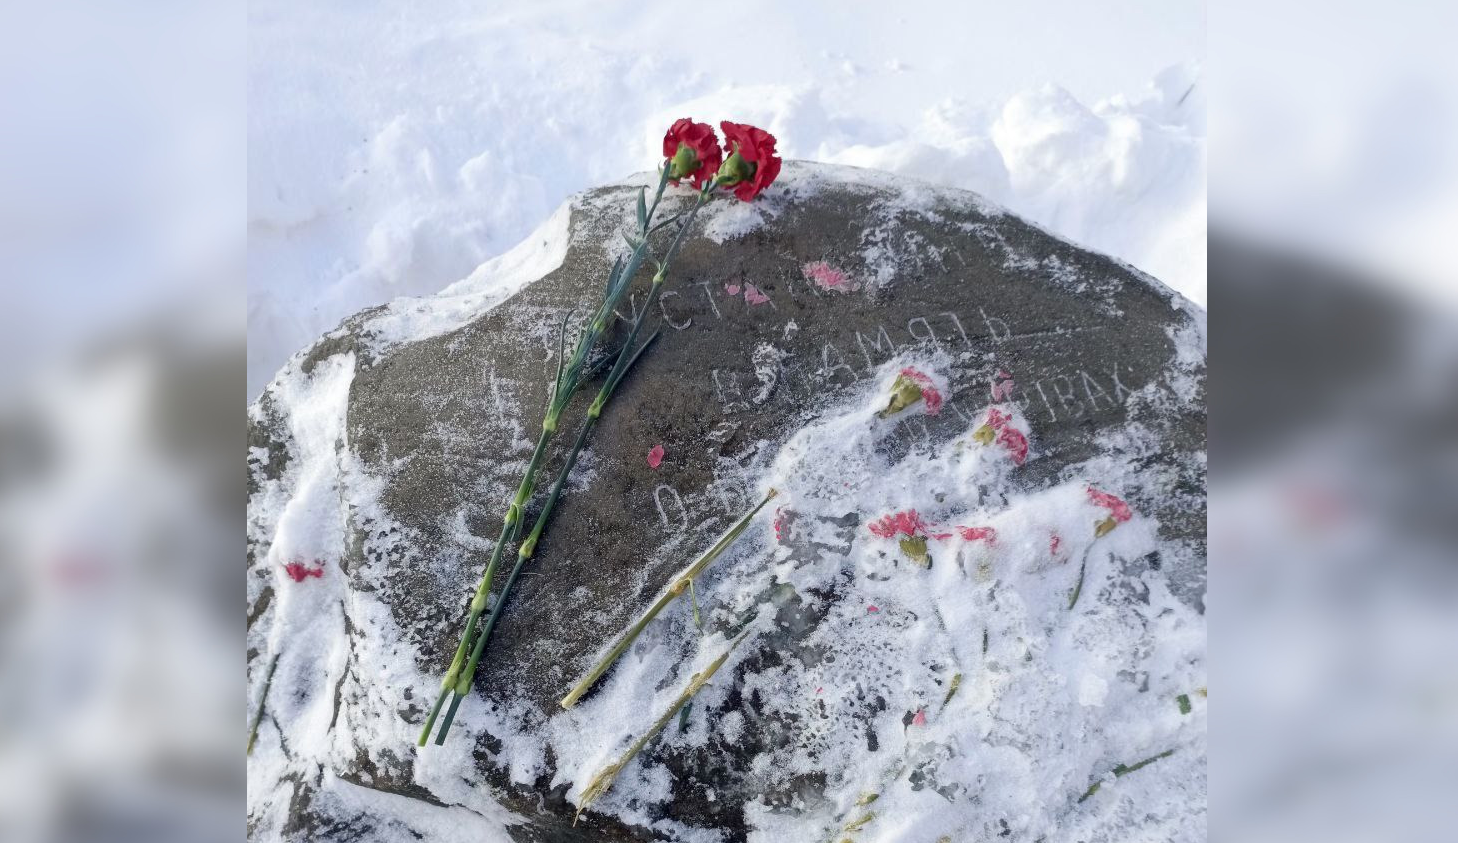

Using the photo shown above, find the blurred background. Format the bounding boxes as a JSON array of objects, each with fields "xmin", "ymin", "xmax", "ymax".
[{"xmin": 0, "ymin": 0, "xmax": 1454, "ymax": 840}]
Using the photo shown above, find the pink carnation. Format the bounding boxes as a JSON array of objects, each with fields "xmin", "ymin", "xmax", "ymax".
[
  {"xmin": 981, "ymin": 406, "xmax": 1028, "ymax": 465},
  {"xmin": 898, "ymin": 367, "xmax": 943, "ymax": 415},
  {"xmin": 868, "ymin": 509, "xmax": 931, "ymax": 538},
  {"xmin": 1087, "ymin": 487, "xmax": 1133, "ymax": 522},
  {"xmin": 869, "ymin": 509, "xmax": 955, "ymax": 540}
]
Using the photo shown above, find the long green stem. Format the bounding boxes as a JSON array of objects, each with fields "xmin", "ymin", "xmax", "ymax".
[
  {"xmin": 419, "ymin": 168, "xmax": 671, "ymax": 747},
  {"xmin": 560, "ymin": 487, "xmax": 777, "ymax": 709},
  {"xmin": 433, "ymin": 177, "xmax": 722, "ymax": 742},
  {"xmin": 247, "ymin": 653, "xmax": 280, "ymax": 755},
  {"xmin": 1077, "ymin": 748, "xmax": 1177, "ymax": 803},
  {"xmin": 435, "ymin": 333, "xmax": 666, "ymax": 743}
]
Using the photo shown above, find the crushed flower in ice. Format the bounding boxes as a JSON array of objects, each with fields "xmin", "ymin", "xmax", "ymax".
[
  {"xmin": 802, "ymin": 260, "xmax": 852, "ymax": 292},
  {"xmin": 283, "ymin": 559, "xmax": 325, "ymax": 582}
]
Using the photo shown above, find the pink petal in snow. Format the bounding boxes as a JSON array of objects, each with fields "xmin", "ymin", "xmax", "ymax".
[
  {"xmin": 725, "ymin": 283, "xmax": 741, "ymax": 296},
  {"xmin": 911, "ymin": 708, "xmax": 927, "ymax": 727},
  {"xmin": 802, "ymin": 260, "xmax": 852, "ymax": 292},
  {"xmin": 867, "ymin": 604, "xmax": 881, "ymax": 614},
  {"xmin": 743, "ymin": 283, "xmax": 770, "ymax": 305},
  {"xmin": 958, "ymin": 525, "xmax": 997, "ymax": 543},
  {"xmin": 991, "ymin": 369, "xmax": 1015, "ymax": 400},
  {"xmin": 283, "ymin": 559, "xmax": 325, "ymax": 582},
  {"xmin": 1087, "ymin": 487, "xmax": 1133, "ymax": 522},
  {"xmin": 868, "ymin": 509, "xmax": 931, "ymax": 538},
  {"xmin": 647, "ymin": 444, "xmax": 665, "ymax": 469}
]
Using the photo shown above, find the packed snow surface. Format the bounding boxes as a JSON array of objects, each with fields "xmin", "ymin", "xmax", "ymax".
[{"xmin": 248, "ymin": 0, "xmax": 1205, "ymax": 397}]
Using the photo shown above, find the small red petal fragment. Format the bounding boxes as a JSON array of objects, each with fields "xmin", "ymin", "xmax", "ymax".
[
  {"xmin": 912, "ymin": 708, "xmax": 927, "ymax": 727},
  {"xmin": 744, "ymin": 284, "xmax": 770, "ymax": 305},
  {"xmin": 283, "ymin": 560, "xmax": 325, "ymax": 582},
  {"xmin": 816, "ymin": 687, "xmax": 823, "ymax": 694},
  {"xmin": 725, "ymin": 283, "xmax": 741, "ymax": 295},
  {"xmin": 1049, "ymin": 533, "xmax": 1063, "ymax": 557},
  {"xmin": 773, "ymin": 507, "xmax": 788, "ymax": 544},
  {"xmin": 958, "ymin": 526, "xmax": 997, "ymax": 543},
  {"xmin": 1087, "ymin": 487, "xmax": 1133, "ymax": 522},
  {"xmin": 867, "ymin": 604, "xmax": 880, "ymax": 614},
  {"xmin": 991, "ymin": 370, "xmax": 1015, "ymax": 400},
  {"xmin": 647, "ymin": 445, "xmax": 665, "ymax": 469}
]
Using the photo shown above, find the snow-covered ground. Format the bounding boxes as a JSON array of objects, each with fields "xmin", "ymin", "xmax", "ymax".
[{"xmin": 248, "ymin": 0, "xmax": 1205, "ymax": 398}]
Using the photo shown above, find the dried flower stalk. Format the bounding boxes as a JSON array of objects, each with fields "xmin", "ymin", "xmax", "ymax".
[
  {"xmin": 575, "ymin": 633, "xmax": 747, "ymax": 823},
  {"xmin": 560, "ymin": 487, "xmax": 777, "ymax": 709}
]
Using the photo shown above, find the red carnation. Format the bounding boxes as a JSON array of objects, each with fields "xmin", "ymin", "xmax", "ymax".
[
  {"xmin": 718, "ymin": 121, "xmax": 782, "ymax": 201},
  {"xmin": 662, "ymin": 118, "xmax": 722, "ymax": 189}
]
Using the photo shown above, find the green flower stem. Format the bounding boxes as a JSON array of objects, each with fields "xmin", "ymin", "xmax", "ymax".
[
  {"xmin": 560, "ymin": 487, "xmax": 778, "ymax": 709},
  {"xmin": 247, "ymin": 652, "xmax": 281, "ymax": 755},
  {"xmin": 440, "ymin": 176, "xmax": 724, "ymax": 738},
  {"xmin": 1077, "ymin": 748, "xmax": 1177, "ymax": 803},
  {"xmin": 419, "ymin": 167, "xmax": 671, "ymax": 747},
  {"xmin": 435, "ymin": 330, "xmax": 667, "ymax": 743},
  {"xmin": 574, "ymin": 632, "xmax": 748, "ymax": 823}
]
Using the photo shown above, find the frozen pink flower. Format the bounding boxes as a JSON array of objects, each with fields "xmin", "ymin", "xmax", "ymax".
[
  {"xmin": 868, "ymin": 509, "xmax": 930, "ymax": 538},
  {"xmin": 869, "ymin": 508, "xmax": 956, "ymax": 541},
  {"xmin": 998, "ymin": 426, "xmax": 1028, "ymax": 465},
  {"xmin": 725, "ymin": 283, "xmax": 741, "ymax": 295},
  {"xmin": 897, "ymin": 367, "xmax": 943, "ymax": 415},
  {"xmin": 647, "ymin": 444, "xmax": 665, "ymax": 469},
  {"xmin": 974, "ymin": 406, "xmax": 1028, "ymax": 464},
  {"xmin": 911, "ymin": 708, "xmax": 928, "ymax": 727},
  {"xmin": 802, "ymin": 260, "xmax": 852, "ymax": 292},
  {"xmin": 773, "ymin": 506, "xmax": 788, "ymax": 544},
  {"xmin": 744, "ymin": 283, "xmax": 770, "ymax": 305},
  {"xmin": 1087, "ymin": 487, "xmax": 1132, "ymax": 523},
  {"xmin": 283, "ymin": 559, "xmax": 324, "ymax": 582},
  {"xmin": 957, "ymin": 525, "xmax": 997, "ymax": 543},
  {"xmin": 867, "ymin": 604, "xmax": 881, "ymax": 614}
]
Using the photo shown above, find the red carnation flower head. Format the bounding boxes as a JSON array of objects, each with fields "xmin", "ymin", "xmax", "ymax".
[
  {"xmin": 663, "ymin": 118, "xmax": 723, "ymax": 189},
  {"xmin": 717, "ymin": 121, "xmax": 782, "ymax": 201}
]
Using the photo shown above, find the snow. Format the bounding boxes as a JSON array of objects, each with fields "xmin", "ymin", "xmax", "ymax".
[{"xmin": 248, "ymin": 0, "xmax": 1205, "ymax": 397}]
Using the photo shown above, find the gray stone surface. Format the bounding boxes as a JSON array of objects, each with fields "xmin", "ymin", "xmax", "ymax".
[{"xmin": 246, "ymin": 162, "xmax": 1205, "ymax": 841}]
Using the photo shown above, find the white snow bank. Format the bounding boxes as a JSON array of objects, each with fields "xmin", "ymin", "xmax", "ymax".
[{"xmin": 248, "ymin": 0, "xmax": 1204, "ymax": 396}]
